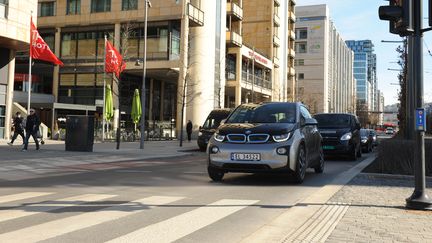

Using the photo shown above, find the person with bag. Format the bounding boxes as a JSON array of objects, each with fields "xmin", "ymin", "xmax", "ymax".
[
  {"xmin": 7, "ymin": 112, "xmax": 25, "ymax": 146},
  {"xmin": 22, "ymin": 109, "xmax": 40, "ymax": 151},
  {"xmin": 186, "ymin": 120, "xmax": 193, "ymax": 142}
]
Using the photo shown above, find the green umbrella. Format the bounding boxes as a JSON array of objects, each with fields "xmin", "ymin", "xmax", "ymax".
[
  {"xmin": 104, "ymin": 84, "xmax": 114, "ymax": 122},
  {"xmin": 131, "ymin": 89, "xmax": 142, "ymax": 125}
]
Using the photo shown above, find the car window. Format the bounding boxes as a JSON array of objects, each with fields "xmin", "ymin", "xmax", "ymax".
[
  {"xmin": 226, "ymin": 103, "xmax": 297, "ymax": 124},
  {"xmin": 360, "ymin": 129, "xmax": 369, "ymax": 136},
  {"xmin": 300, "ymin": 106, "xmax": 312, "ymax": 119},
  {"xmin": 314, "ymin": 114, "xmax": 352, "ymax": 128},
  {"xmin": 202, "ymin": 112, "xmax": 229, "ymax": 129}
]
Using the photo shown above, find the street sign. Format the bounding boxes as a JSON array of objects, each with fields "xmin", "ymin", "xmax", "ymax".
[{"xmin": 415, "ymin": 108, "xmax": 426, "ymax": 131}]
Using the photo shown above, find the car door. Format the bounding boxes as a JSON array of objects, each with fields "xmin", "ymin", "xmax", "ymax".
[{"xmin": 299, "ymin": 106, "xmax": 318, "ymax": 162}]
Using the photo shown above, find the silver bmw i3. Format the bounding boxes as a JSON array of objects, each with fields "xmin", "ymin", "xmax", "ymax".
[{"xmin": 207, "ymin": 102, "xmax": 324, "ymax": 183}]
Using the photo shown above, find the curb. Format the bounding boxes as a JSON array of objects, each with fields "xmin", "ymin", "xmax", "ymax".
[
  {"xmin": 240, "ymin": 155, "xmax": 377, "ymax": 243},
  {"xmin": 360, "ymin": 172, "xmax": 432, "ymax": 181}
]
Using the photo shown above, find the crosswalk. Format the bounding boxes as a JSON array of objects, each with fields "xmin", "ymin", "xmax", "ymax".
[{"xmin": 0, "ymin": 191, "xmax": 259, "ymax": 242}]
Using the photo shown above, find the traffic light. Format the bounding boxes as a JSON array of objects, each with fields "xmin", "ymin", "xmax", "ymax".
[{"xmin": 379, "ymin": 0, "xmax": 413, "ymax": 36}]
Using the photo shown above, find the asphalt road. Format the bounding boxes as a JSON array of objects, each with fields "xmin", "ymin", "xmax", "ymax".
[{"xmin": 0, "ymin": 151, "xmax": 374, "ymax": 243}]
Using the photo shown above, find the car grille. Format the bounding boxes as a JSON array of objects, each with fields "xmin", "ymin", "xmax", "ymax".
[
  {"xmin": 227, "ymin": 134, "xmax": 247, "ymax": 143},
  {"xmin": 322, "ymin": 137, "xmax": 340, "ymax": 146},
  {"xmin": 226, "ymin": 134, "xmax": 269, "ymax": 144}
]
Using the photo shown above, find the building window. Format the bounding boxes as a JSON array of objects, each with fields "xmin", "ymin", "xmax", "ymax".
[
  {"xmin": 38, "ymin": 1, "xmax": 56, "ymax": 17},
  {"xmin": 298, "ymin": 73, "xmax": 304, "ymax": 80},
  {"xmin": 295, "ymin": 59, "xmax": 304, "ymax": 66},
  {"xmin": 122, "ymin": 0, "xmax": 137, "ymax": 10},
  {"xmin": 0, "ymin": 0, "xmax": 8, "ymax": 19},
  {"xmin": 296, "ymin": 28, "xmax": 307, "ymax": 39},
  {"xmin": 226, "ymin": 54, "xmax": 236, "ymax": 80},
  {"xmin": 295, "ymin": 42, "xmax": 307, "ymax": 53},
  {"xmin": 91, "ymin": 0, "xmax": 111, "ymax": 13},
  {"xmin": 67, "ymin": 0, "xmax": 80, "ymax": 15}
]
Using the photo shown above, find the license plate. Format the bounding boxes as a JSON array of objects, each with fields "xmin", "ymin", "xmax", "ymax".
[
  {"xmin": 322, "ymin": 145, "xmax": 335, "ymax": 150},
  {"xmin": 231, "ymin": 153, "xmax": 261, "ymax": 161}
]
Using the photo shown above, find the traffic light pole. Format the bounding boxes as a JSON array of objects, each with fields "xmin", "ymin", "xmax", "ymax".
[{"xmin": 405, "ymin": 0, "xmax": 432, "ymax": 210}]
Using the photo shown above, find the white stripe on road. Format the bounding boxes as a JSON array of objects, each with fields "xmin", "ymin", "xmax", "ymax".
[
  {"xmin": 0, "ymin": 196, "xmax": 184, "ymax": 242},
  {"xmin": 0, "ymin": 194, "xmax": 115, "ymax": 223},
  {"xmin": 0, "ymin": 192, "xmax": 53, "ymax": 204},
  {"xmin": 107, "ymin": 199, "xmax": 259, "ymax": 243}
]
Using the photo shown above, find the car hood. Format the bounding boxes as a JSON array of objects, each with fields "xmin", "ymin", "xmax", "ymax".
[
  {"xmin": 216, "ymin": 123, "xmax": 295, "ymax": 136},
  {"xmin": 318, "ymin": 128, "xmax": 351, "ymax": 138}
]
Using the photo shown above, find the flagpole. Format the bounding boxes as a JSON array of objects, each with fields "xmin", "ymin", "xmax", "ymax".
[
  {"xmin": 102, "ymin": 35, "xmax": 107, "ymax": 142},
  {"xmin": 27, "ymin": 13, "xmax": 33, "ymax": 114}
]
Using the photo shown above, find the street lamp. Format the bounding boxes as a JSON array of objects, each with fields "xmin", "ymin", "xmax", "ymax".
[{"xmin": 140, "ymin": 0, "xmax": 152, "ymax": 150}]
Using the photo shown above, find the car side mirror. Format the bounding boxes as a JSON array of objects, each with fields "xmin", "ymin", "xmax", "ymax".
[{"xmin": 305, "ymin": 118, "xmax": 318, "ymax": 126}]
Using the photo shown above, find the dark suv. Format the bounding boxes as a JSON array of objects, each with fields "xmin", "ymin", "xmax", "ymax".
[
  {"xmin": 314, "ymin": 113, "xmax": 362, "ymax": 160},
  {"xmin": 197, "ymin": 109, "xmax": 231, "ymax": 151}
]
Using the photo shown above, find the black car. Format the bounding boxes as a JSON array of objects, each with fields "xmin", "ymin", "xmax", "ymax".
[
  {"xmin": 314, "ymin": 113, "xmax": 362, "ymax": 160},
  {"xmin": 197, "ymin": 109, "xmax": 231, "ymax": 151},
  {"xmin": 369, "ymin": 129, "xmax": 378, "ymax": 147},
  {"xmin": 360, "ymin": 129, "xmax": 373, "ymax": 153}
]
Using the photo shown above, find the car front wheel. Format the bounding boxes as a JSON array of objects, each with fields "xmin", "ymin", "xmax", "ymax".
[
  {"xmin": 208, "ymin": 166, "xmax": 224, "ymax": 182},
  {"xmin": 314, "ymin": 147, "xmax": 324, "ymax": 174},
  {"xmin": 293, "ymin": 145, "xmax": 307, "ymax": 183}
]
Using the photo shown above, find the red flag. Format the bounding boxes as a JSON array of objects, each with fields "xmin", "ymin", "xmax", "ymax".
[
  {"xmin": 30, "ymin": 19, "xmax": 64, "ymax": 66},
  {"xmin": 105, "ymin": 40, "xmax": 125, "ymax": 78}
]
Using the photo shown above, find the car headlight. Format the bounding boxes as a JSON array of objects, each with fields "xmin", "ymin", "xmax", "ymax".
[
  {"xmin": 272, "ymin": 133, "xmax": 292, "ymax": 142},
  {"xmin": 198, "ymin": 131, "xmax": 203, "ymax": 136},
  {"xmin": 214, "ymin": 133, "xmax": 225, "ymax": 142},
  {"xmin": 340, "ymin": 132, "xmax": 352, "ymax": 141},
  {"xmin": 361, "ymin": 138, "xmax": 368, "ymax": 143}
]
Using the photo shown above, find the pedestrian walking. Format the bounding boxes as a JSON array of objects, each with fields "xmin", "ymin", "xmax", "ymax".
[
  {"xmin": 22, "ymin": 109, "xmax": 40, "ymax": 151},
  {"xmin": 8, "ymin": 112, "xmax": 25, "ymax": 146},
  {"xmin": 186, "ymin": 120, "xmax": 193, "ymax": 142}
]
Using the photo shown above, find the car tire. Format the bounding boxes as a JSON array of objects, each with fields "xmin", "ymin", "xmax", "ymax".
[
  {"xmin": 349, "ymin": 145, "xmax": 357, "ymax": 161},
  {"xmin": 293, "ymin": 145, "xmax": 307, "ymax": 183},
  {"xmin": 314, "ymin": 147, "xmax": 324, "ymax": 174},
  {"xmin": 208, "ymin": 166, "xmax": 224, "ymax": 182}
]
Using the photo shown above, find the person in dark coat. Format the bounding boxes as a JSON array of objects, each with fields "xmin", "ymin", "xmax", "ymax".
[
  {"xmin": 8, "ymin": 112, "xmax": 25, "ymax": 145},
  {"xmin": 22, "ymin": 109, "xmax": 40, "ymax": 151},
  {"xmin": 186, "ymin": 120, "xmax": 193, "ymax": 142}
]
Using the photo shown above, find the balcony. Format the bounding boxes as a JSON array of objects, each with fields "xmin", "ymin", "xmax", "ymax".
[
  {"xmin": 273, "ymin": 35, "xmax": 280, "ymax": 47},
  {"xmin": 226, "ymin": 2, "xmax": 243, "ymax": 21},
  {"xmin": 288, "ymin": 67, "xmax": 296, "ymax": 77},
  {"xmin": 288, "ymin": 48, "xmax": 295, "ymax": 58},
  {"xmin": 289, "ymin": 30, "xmax": 295, "ymax": 40},
  {"xmin": 273, "ymin": 56, "xmax": 280, "ymax": 68},
  {"xmin": 226, "ymin": 31, "xmax": 242, "ymax": 47},
  {"xmin": 0, "ymin": 3, "xmax": 7, "ymax": 18},
  {"xmin": 274, "ymin": 0, "xmax": 280, "ymax": 7},
  {"xmin": 241, "ymin": 71, "xmax": 272, "ymax": 90},
  {"xmin": 187, "ymin": 3, "xmax": 204, "ymax": 27},
  {"xmin": 274, "ymin": 14, "xmax": 280, "ymax": 27},
  {"xmin": 289, "ymin": 11, "xmax": 296, "ymax": 23}
]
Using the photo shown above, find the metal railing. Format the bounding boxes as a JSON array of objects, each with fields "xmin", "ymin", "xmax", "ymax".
[
  {"xmin": 227, "ymin": 2, "xmax": 243, "ymax": 20},
  {"xmin": 226, "ymin": 31, "xmax": 242, "ymax": 47},
  {"xmin": 187, "ymin": 3, "xmax": 204, "ymax": 27},
  {"xmin": 241, "ymin": 71, "xmax": 272, "ymax": 90},
  {"xmin": 0, "ymin": 3, "xmax": 8, "ymax": 19}
]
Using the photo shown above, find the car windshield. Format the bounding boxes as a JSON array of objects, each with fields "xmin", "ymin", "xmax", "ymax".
[
  {"xmin": 226, "ymin": 103, "xmax": 297, "ymax": 124},
  {"xmin": 202, "ymin": 113, "xmax": 228, "ymax": 129},
  {"xmin": 314, "ymin": 114, "xmax": 352, "ymax": 128},
  {"xmin": 360, "ymin": 129, "xmax": 369, "ymax": 136}
]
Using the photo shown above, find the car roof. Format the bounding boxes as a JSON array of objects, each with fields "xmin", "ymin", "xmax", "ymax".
[{"xmin": 314, "ymin": 113, "xmax": 355, "ymax": 116}]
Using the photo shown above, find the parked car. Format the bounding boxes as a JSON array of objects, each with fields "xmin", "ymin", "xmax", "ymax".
[
  {"xmin": 385, "ymin": 127, "xmax": 395, "ymax": 135},
  {"xmin": 360, "ymin": 129, "xmax": 374, "ymax": 153},
  {"xmin": 207, "ymin": 102, "xmax": 324, "ymax": 183},
  {"xmin": 197, "ymin": 109, "xmax": 231, "ymax": 151},
  {"xmin": 314, "ymin": 113, "xmax": 362, "ymax": 160}
]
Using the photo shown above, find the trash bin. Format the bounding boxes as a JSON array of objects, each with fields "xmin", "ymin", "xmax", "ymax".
[{"xmin": 65, "ymin": 115, "xmax": 95, "ymax": 152}]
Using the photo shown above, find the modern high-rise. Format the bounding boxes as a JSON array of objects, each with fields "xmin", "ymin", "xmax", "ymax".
[
  {"xmin": 10, "ymin": 0, "xmax": 296, "ymax": 139},
  {"xmin": 294, "ymin": 4, "xmax": 355, "ymax": 114},
  {"xmin": 346, "ymin": 40, "xmax": 378, "ymax": 113},
  {"xmin": 0, "ymin": 1, "xmax": 37, "ymax": 139}
]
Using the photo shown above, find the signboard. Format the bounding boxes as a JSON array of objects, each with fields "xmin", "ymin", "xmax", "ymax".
[
  {"xmin": 415, "ymin": 108, "xmax": 426, "ymax": 131},
  {"xmin": 240, "ymin": 46, "xmax": 273, "ymax": 69}
]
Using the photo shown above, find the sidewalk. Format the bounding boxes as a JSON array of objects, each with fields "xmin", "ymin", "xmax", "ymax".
[{"xmin": 0, "ymin": 138, "xmax": 200, "ymax": 181}]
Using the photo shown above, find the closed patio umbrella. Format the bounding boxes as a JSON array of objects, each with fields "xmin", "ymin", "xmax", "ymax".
[
  {"xmin": 105, "ymin": 84, "xmax": 114, "ymax": 122},
  {"xmin": 131, "ymin": 89, "xmax": 142, "ymax": 132}
]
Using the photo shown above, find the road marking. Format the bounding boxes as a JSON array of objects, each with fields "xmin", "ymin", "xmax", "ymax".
[
  {"xmin": 183, "ymin": 171, "xmax": 206, "ymax": 174},
  {"xmin": 107, "ymin": 199, "xmax": 259, "ymax": 243},
  {"xmin": 0, "ymin": 196, "xmax": 184, "ymax": 242},
  {"xmin": 115, "ymin": 170, "xmax": 152, "ymax": 173},
  {"xmin": 0, "ymin": 192, "xmax": 53, "ymax": 204},
  {"xmin": 0, "ymin": 194, "xmax": 115, "ymax": 223}
]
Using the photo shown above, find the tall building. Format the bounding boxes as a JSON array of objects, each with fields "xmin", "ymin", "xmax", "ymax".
[
  {"xmin": 294, "ymin": 4, "xmax": 355, "ymax": 114},
  {"xmin": 345, "ymin": 40, "xmax": 378, "ymax": 113},
  {"xmin": 377, "ymin": 90, "xmax": 385, "ymax": 125},
  {"xmin": 0, "ymin": 1, "xmax": 37, "ymax": 139}
]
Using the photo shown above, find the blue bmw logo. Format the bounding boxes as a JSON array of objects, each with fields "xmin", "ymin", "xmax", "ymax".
[{"xmin": 245, "ymin": 130, "xmax": 252, "ymax": 135}]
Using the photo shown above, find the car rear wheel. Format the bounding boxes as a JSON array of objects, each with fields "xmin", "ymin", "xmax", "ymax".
[
  {"xmin": 314, "ymin": 147, "xmax": 324, "ymax": 174},
  {"xmin": 208, "ymin": 166, "xmax": 224, "ymax": 182},
  {"xmin": 293, "ymin": 145, "xmax": 307, "ymax": 183}
]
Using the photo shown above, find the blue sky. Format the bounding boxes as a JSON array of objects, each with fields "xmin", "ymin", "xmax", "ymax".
[{"xmin": 299, "ymin": 0, "xmax": 432, "ymax": 106}]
